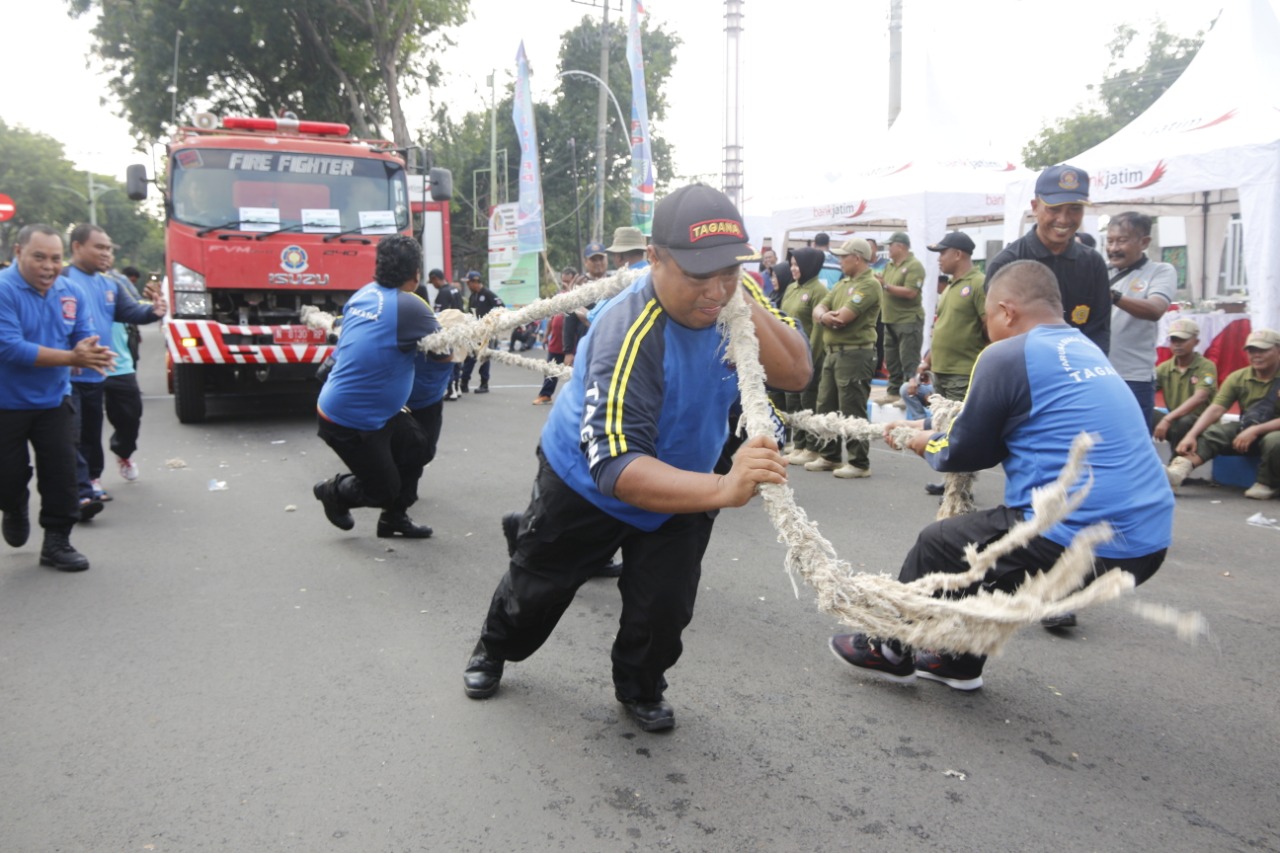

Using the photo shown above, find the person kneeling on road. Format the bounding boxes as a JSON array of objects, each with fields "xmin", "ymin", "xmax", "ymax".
[
  {"xmin": 831, "ymin": 261, "xmax": 1172, "ymax": 691},
  {"xmin": 313, "ymin": 236, "xmax": 441, "ymax": 538}
]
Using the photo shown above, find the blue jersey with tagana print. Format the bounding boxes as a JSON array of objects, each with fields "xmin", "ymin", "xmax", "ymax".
[
  {"xmin": 924, "ymin": 324, "xmax": 1172, "ymax": 559},
  {"xmin": 318, "ymin": 282, "xmax": 439, "ymax": 430},
  {"xmin": 542, "ymin": 272, "xmax": 796, "ymax": 531}
]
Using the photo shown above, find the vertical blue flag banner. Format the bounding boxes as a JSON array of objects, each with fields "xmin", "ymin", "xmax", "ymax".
[
  {"xmin": 627, "ymin": 1, "xmax": 655, "ymax": 235},
  {"xmin": 513, "ymin": 41, "xmax": 546, "ymax": 254}
]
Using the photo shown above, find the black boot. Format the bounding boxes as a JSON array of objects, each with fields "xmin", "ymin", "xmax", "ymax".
[
  {"xmin": 40, "ymin": 527, "xmax": 90, "ymax": 572},
  {"xmin": 377, "ymin": 510, "xmax": 432, "ymax": 538},
  {"xmin": 474, "ymin": 383, "xmax": 490, "ymax": 394},
  {"xmin": 313, "ymin": 478, "xmax": 354, "ymax": 531},
  {"xmin": 461, "ymin": 379, "xmax": 470, "ymax": 393},
  {"xmin": 463, "ymin": 640, "xmax": 504, "ymax": 699},
  {"xmin": 2, "ymin": 506, "xmax": 30, "ymax": 548}
]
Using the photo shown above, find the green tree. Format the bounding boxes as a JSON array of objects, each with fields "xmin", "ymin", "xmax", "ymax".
[
  {"xmin": 427, "ymin": 14, "xmax": 680, "ymax": 281},
  {"xmin": 0, "ymin": 121, "xmax": 162, "ymax": 270},
  {"xmin": 68, "ymin": 0, "xmax": 467, "ymax": 146},
  {"xmin": 1022, "ymin": 21, "xmax": 1205, "ymax": 169}
]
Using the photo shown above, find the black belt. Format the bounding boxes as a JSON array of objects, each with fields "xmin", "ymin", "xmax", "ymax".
[{"xmin": 826, "ymin": 344, "xmax": 874, "ymax": 351}]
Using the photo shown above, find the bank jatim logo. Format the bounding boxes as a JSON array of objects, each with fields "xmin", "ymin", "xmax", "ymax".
[{"xmin": 280, "ymin": 246, "xmax": 309, "ymax": 273}]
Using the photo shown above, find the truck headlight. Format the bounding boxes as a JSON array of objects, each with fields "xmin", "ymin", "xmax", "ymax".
[
  {"xmin": 172, "ymin": 262, "xmax": 206, "ymax": 292},
  {"xmin": 175, "ymin": 292, "xmax": 210, "ymax": 315}
]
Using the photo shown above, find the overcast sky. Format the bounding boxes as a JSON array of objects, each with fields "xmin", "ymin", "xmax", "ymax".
[{"xmin": 4, "ymin": 0, "xmax": 1226, "ymax": 216}]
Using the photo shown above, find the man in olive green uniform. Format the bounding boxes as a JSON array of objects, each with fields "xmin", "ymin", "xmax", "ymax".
[
  {"xmin": 919, "ymin": 232, "xmax": 986, "ymax": 402},
  {"xmin": 806, "ymin": 237, "xmax": 880, "ymax": 479},
  {"xmin": 1167, "ymin": 328, "xmax": 1280, "ymax": 499},
  {"xmin": 880, "ymin": 231, "xmax": 926, "ymax": 400},
  {"xmin": 782, "ymin": 248, "xmax": 833, "ymax": 465},
  {"xmin": 1152, "ymin": 318, "xmax": 1217, "ymax": 451}
]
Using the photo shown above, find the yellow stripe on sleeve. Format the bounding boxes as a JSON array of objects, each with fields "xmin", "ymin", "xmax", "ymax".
[{"xmin": 605, "ymin": 299, "xmax": 663, "ymax": 457}]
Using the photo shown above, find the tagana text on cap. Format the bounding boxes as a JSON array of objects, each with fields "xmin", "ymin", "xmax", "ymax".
[
  {"xmin": 1244, "ymin": 328, "xmax": 1280, "ymax": 349},
  {"xmin": 1167, "ymin": 318, "xmax": 1200, "ymax": 339},
  {"xmin": 651, "ymin": 183, "xmax": 758, "ymax": 275},
  {"xmin": 1036, "ymin": 164, "xmax": 1091, "ymax": 206},
  {"xmin": 831, "ymin": 237, "xmax": 873, "ymax": 262},
  {"xmin": 606, "ymin": 226, "xmax": 647, "ymax": 253},
  {"xmin": 583, "ymin": 241, "xmax": 607, "ymax": 258},
  {"xmin": 887, "ymin": 231, "xmax": 911, "ymax": 247},
  {"xmin": 927, "ymin": 232, "xmax": 976, "ymax": 255}
]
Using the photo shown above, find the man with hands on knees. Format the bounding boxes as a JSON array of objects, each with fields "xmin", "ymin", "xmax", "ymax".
[
  {"xmin": 462, "ymin": 184, "xmax": 810, "ymax": 732},
  {"xmin": 0, "ymin": 225, "xmax": 116, "ymax": 571}
]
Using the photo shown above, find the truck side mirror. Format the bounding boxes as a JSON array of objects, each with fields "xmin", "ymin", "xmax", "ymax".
[
  {"xmin": 429, "ymin": 167, "xmax": 453, "ymax": 202},
  {"xmin": 126, "ymin": 164, "xmax": 149, "ymax": 201}
]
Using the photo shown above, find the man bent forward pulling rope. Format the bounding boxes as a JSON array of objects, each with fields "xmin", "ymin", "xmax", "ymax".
[{"xmin": 829, "ymin": 259, "xmax": 1174, "ymax": 691}]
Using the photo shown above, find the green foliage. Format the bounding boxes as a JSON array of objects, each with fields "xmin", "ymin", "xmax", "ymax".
[
  {"xmin": 68, "ymin": 0, "xmax": 467, "ymax": 145},
  {"xmin": 427, "ymin": 14, "xmax": 681, "ymax": 279},
  {"xmin": 0, "ymin": 121, "xmax": 162, "ymax": 271},
  {"xmin": 1022, "ymin": 21, "xmax": 1205, "ymax": 169}
]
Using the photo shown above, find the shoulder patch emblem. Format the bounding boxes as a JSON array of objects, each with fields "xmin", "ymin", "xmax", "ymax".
[
  {"xmin": 960, "ymin": 286, "xmax": 971, "ymax": 297},
  {"xmin": 800, "ymin": 293, "xmax": 810, "ymax": 302},
  {"xmin": 61, "ymin": 296, "xmax": 77, "ymax": 321},
  {"xmin": 1070, "ymin": 304, "xmax": 1090, "ymax": 325},
  {"xmin": 852, "ymin": 294, "xmax": 863, "ymax": 304}
]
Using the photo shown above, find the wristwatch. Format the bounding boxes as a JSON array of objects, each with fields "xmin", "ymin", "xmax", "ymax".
[{"xmin": 1110, "ymin": 289, "xmax": 1123, "ymax": 305}]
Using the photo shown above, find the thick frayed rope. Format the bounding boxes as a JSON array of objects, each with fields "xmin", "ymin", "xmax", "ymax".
[
  {"xmin": 481, "ymin": 348, "xmax": 574, "ymax": 379},
  {"xmin": 719, "ymin": 287, "xmax": 1205, "ymax": 654}
]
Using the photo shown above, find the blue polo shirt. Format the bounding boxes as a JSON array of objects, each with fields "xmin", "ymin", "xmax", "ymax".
[
  {"xmin": 63, "ymin": 265, "xmax": 159, "ymax": 385},
  {"xmin": 0, "ymin": 266, "xmax": 95, "ymax": 409}
]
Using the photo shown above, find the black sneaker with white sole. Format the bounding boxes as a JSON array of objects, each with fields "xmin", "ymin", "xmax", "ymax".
[
  {"xmin": 913, "ymin": 649, "xmax": 985, "ymax": 691},
  {"xmin": 828, "ymin": 633, "xmax": 916, "ymax": 684}
]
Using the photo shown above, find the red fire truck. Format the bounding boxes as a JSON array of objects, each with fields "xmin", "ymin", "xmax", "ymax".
[{"xmin": 126, "ymin": 115, "xmax": 451, "ymax": 422}]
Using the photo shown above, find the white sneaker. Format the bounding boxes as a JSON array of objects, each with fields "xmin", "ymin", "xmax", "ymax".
[
  {"xmin": 804, "ymin": 457, "xmax": 838, "ymax": 472},
  {"xmin": 118, "ymin": 456, "xmax": 139, "ymax": 481},
  {"xmin": 833, "ymin": 464, "xmax": 870, "ymax": 479},
  {"xmin": 787, "ymin": 449, "xmax": 818, "ymax": 466},
  {"xmin": 1244, "ymin": 482, "xmax": 1276, "ymax": 500},
  {"xmin": 1166, "ymin": 456, "xmax": 1193, "ymax": 492}
]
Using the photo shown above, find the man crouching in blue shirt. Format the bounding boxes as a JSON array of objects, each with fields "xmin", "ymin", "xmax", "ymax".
[
  {"xmin": 0, "ymin": 225, "xmax": 115, "ymax": 571},
  {"xmin": 313, "ymin": 235, "xmax": 441, "ymax": 538},
  {"xmin": 830, "ymin": 260, "xmax": 1174, "ymax": 692},
  {"xmin": 462, "ymin": 184, "xmax": 812, "ymax": 732}
]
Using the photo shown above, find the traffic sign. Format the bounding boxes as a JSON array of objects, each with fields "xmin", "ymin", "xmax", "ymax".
[{"xmin": 0, "ymin": 193, "xmax": 15, "ymax": 222}]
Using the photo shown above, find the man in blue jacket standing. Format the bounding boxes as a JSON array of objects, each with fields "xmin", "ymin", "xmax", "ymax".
[
  {"xmin": 0, "ymin": 225, "xmax": 116, "ymax": 570},
  {"xmin": 63, "ymin": 224, "xmax": 166, "ymax": 507}
]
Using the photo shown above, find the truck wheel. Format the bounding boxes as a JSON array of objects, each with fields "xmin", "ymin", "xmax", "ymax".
[{"xmin": 173, "ymin": 363, "xmax": 207, "ymax": 423}]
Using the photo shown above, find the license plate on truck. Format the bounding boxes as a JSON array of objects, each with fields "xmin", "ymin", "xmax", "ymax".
[{"xmin": 272, "ymin": 326, "xmax": 327, "ymax": 344}]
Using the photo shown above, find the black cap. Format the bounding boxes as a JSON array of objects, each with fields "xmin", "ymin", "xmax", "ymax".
[
  {"xmin": 651, "ymin": 184, "xmax": 758, "ymax": 275},
  {"xmin": 428, "ymin": 268, "xmax": 445, "ymax": 279},
  {"xmin": 926, "ymin": 232, "xmax": 975, "ymax": 255}
]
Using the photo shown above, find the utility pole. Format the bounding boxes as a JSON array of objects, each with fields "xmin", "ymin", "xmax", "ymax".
[
  {"xmin": 723, "ymin": 1, "xmax": 744, "ymax": 211},
  {"xmin": 488, "ymin": 71, "xmax": 498, "ymax": 213},
  {"xmin": 593, "ymin": 1, "xmax": 610, "ymax": 243},
  {"xmin": 569, "ymin": 137, "xmax": 584, "ymax": 262}
]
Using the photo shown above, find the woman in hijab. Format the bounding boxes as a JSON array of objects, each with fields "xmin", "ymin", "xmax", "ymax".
[{"xmin": 779, "ymin": 248, "xmax": 830, "ymax": 464}]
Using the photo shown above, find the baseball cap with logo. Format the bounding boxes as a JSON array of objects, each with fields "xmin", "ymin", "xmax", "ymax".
[
  {"xmin": 927, "ymin": 232, "xmax": 976, "ymax": 255},
  {"xmin": 1167, "ymin": 318, "xmax": 1200, "ymax": 340},
  {"xmin": 651, "ymin": 183, "xmax": 758, "ymax": 275},
  {"xmin": 1036, "ymin": 164, "xmax": 1091, "ymax": 205},
  {"xmin": 831, "ymin": 237, "xmax": 873, "ymax": 262},
  {"xmin": 583, "ymin": 241, "xmax": 607, "ymax": 259},
  {"xmin": 1244, "ymin": 328, "xmax": 1280, "ymax": 349}
]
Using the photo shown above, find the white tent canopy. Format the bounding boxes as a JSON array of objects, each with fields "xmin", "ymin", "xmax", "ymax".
[
  {"xmin": 1003, "ymin": 0, "xmax": 1280, "ymax": 332},
  {"xmin": 770, "ymin": 58, "xmax": 1032, "ymax": 328}
]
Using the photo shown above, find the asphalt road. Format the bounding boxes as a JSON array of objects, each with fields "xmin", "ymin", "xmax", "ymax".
[{"xmin": 2, "ymin": 353, "xmax": 1278, "ymax": 852}]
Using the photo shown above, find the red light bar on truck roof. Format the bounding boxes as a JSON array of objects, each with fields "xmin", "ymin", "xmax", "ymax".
[{"xmin": 221, "ymin": 117, "xmax": 351, "ymax": 136}]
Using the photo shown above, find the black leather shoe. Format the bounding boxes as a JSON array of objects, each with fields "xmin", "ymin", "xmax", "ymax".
[
  {"xmin": 1041, "ymin": 612, "xmax": 1078, "ymax": 629},
  {"xmin": 618, "ymin": 697, "xmax": 675, "ymax": 732},
  {"xmin": 501, "ymin": 512, "xmax": 521, "ymax": 557},
  {"xmin": 2, "ymin": 507, "xmax": 30, "ymax": 548},
  {"xmin": 463, "ymin": 641, "xmax": 504, "ymax": 699},
  {"xmin": 589, "ymin": 560, "xmax": 623, "ymax": 579},
  {"xmin": 377, "ymin": 511, "xmax": 432, "ymax": 538},
  {"xmin": 77, "ymin": 497, "xmax": 103, "ymax": 522},
  {"xmin": 40, "ymin": 528, "xmax": 90, "ymax": 572},
  {"xmin": 474, "ymin": 385, "xmax": 490, "ymax": 394},
  {"xmin": 924, "ymin": 482, "xmax": 945, "ymax": 496},
  {"xmin": 313, "ymin": 479, "xmax": 354, "ymax": 531}
]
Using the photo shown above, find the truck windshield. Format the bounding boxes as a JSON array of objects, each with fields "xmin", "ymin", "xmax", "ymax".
[{"xmin": 170, "ymin": 147, "xmax": 409, "ymax": 233}]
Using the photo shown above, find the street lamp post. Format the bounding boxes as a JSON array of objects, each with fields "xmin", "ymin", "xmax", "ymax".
[
  {"xmin": 51, "ymin": 175, "xmax": 118, "ymax": 226},
  {"xmin": 569, "ymin": 137, "xmax": 584, "ymax": 262}
]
